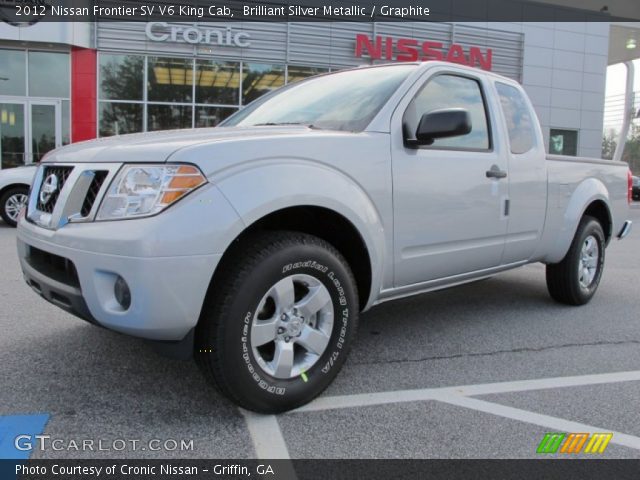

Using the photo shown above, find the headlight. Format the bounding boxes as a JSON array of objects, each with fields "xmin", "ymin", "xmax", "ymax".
[{"xmin": 96, "ymin": 164, "xmax": 206, "ymax": 220}]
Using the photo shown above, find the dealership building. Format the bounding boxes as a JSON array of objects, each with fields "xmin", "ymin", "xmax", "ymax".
[{"xmin": 0, "ymin": 17, "xmax": 639, "ymax": 168}]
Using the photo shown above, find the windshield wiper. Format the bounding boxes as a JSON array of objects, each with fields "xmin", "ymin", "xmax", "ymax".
[{"xmin": 253, "ymin": 122, "xmax": 318, "ymax": 127}]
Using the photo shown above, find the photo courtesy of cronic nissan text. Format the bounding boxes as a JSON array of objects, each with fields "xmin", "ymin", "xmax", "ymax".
[{"xmin": 0, "ymin": 0, "xmax": 639, "ymax": 479}]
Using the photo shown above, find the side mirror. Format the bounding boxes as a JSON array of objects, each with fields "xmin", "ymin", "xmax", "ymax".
[{"xmin": 412, "ymin": 108, "xmax": 472, "ymax": 146}]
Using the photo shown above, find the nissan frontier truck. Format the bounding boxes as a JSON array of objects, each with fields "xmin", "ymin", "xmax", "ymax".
[{"xmin": 17, "ymin": 62, "xmax": 633, "ymax": 412}]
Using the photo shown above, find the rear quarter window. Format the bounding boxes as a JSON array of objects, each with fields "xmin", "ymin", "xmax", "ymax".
[{"xmin": 496, "ymin": 82, "xmax": 536, "ymax": 155}]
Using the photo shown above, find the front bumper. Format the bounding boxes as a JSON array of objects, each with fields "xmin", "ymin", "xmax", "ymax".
[
  {"xmin": 16, "ymin": 183, "xmax": 244, "ymax": 342},
  {"xmin": 18, "ymin": 233, "xmax": 220, "ymax": 340}
]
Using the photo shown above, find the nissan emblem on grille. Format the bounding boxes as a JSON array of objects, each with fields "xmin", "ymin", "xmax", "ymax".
[{"xmin": 39, "ymin": 174, "xmax": 59, "ymax": 205}]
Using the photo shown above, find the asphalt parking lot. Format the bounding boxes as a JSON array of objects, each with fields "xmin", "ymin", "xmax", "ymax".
[{"xmin": 1, "ymin": 206, "xmax": 639, "ymax": 460}]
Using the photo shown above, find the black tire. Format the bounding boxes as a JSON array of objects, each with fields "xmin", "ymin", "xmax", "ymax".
[
  {"xmin": 0, "ymin": 186, "xmax": 29, "ymax": 227},
  {"xmin": 546, "ymin": 215, "xmax": 605, "ymax": 306},
  {"xmin": 196, "ymin": 231, "xmax": 359, "ymax": 413}
]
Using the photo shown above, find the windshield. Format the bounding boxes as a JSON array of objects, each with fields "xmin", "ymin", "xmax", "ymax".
[{"xmin": 222, "ymin": 64, "xmax": 417, "ymax": 132}]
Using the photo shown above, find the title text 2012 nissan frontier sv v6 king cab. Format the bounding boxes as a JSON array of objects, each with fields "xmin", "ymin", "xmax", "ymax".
[{"xmin": 17, "ymin": 62, "xmax": 633, "ymax": 413}]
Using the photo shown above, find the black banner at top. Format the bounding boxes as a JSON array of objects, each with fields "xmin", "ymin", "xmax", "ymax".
[{"xmin": 0, "ymin": 0, "xmax": 638, "ymax": 24}]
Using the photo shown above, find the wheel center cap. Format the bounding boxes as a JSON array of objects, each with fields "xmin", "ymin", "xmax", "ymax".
[{"xmin": 286, "ymin": 317, "xmax": 303, "ymax": 337}]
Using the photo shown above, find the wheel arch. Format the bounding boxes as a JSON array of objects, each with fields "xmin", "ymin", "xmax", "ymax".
[
  {"xmin": 208, "ymin": 205, "xmax": 374, "ymax": 311},
  {"xmin": 0, "ymin": 183, "xmax": 30, "ymax": 225},
  {"xmin": 542, "ymin": 177, "xmax": 613, "ymax": 264},
  {"xmin": 0, "ymin": 182, "xmax": 30, "ymax": 199},
  {"xmin": 582, "ymin": 199, "xmax": 612, "ymax": 244}
]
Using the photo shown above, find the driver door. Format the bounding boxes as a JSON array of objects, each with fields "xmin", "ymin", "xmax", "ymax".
[{"xmin": 391, "ymin": 69, "xmax": 509, "ymax": 287}]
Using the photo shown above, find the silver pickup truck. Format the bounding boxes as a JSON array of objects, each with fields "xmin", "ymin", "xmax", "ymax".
[{"xmin": 17, "ymin": 62, "xmax": 632, "ymax": 412}]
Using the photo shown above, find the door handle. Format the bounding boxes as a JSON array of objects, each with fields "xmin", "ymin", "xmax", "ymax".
[{"xmin": 486, "ymin": 165, "xmax": 507, "ymax": 179}]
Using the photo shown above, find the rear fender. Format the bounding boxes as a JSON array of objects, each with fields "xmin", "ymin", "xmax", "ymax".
[{"xmin": 542, "ymin": 177, "xmax": 609, "ymax": 264}]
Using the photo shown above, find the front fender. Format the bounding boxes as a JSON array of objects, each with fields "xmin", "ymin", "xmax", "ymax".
[
  {"xmin": 214, "ymin": 160, "xmax": 385, "ymax": 309},
  {"xmin": 543, "ymin": 177, "xmax": 610, "ymax": 264}
]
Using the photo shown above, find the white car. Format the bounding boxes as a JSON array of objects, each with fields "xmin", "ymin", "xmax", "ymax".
[{"xmin": 0, "ymin": 165, "xmax": 36, "ymax": 227}]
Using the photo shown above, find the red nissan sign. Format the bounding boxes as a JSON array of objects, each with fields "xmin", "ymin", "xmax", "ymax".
[{"xmin": 355, "ymin": 34, "xmax": 493, "ymax": 70}]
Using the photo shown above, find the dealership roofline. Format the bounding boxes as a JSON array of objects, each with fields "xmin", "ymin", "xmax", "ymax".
[{"xmin": 609, "ymin": 23, "xmax": 640, "ymax": 65}]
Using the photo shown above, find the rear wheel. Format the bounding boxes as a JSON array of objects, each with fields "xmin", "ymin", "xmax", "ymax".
[
  {"xmin": 546, "ymin": 216, "xmax": 605, "ymax": 305},
  {"xmin": 0, "ymin": 186, "xmax": 29, "ymax": 227},
  {"xmin": 196, "ymin": 231, "xmax": 358, "ymax": 413}
]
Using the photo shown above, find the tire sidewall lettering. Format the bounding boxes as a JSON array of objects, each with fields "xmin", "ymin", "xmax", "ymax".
[
  {"xmin": 240, "ymin": 310, "xmax": 286, "ymax": 396},
  {"xmin": 580, "ymin": 225, "xmax": 605, "ymax": 295},
  {"xmin": 239, "ymin": 258, "xmax": 353, "ymax": 396}
]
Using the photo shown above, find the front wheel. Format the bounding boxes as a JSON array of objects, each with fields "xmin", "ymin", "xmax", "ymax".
[
  {"xmin": 546, "ymin": 216, "xmax": 605, "ymax": 305},
  {"xmin": 196, "ymin": 231, "xmax": 359, "ymax": 413},
  {"xmin": 0, "ymin": 186, "xmax": 29, "ymax": 227}
]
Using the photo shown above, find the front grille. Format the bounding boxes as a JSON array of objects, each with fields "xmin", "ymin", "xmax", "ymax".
[
  {"xmin": 36, "ymin": 166, "xmax": 73, "ymax": 213},
  {"xmin": 26, "ymin": 246, "xmax": 80, "ymax": 288},
  {"xmin": 81, "ymin": 171, "xmax": 108, "ymax": 217}
]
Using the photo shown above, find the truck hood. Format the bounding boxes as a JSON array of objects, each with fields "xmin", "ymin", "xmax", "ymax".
[{"xmin": 42, "ymin": 126, "xmax": 318, "ymax": 164}]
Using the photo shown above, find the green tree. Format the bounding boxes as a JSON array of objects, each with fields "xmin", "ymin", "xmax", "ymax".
[
  {"xmin": 624, "ymin": 124, "xmax": 640, "ymax": 174},
  {"xmin": 602, "ymin": 130, "xmax": 617, "ymax": 160},
  {"xmin": 602, "ymin": 123, "xmax": 640, "ymax": 174}
]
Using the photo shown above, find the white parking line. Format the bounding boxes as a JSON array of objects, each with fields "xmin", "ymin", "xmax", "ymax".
[
  {"xmin": 434, "ymin": 394, "xmax": 640, "ymax": 451},
  {"xmin": 293, "ymin": 370, "xmax": 640, "ymax": 413},
  {"xmin": 240, "ymin": 409, "xmax": 301, "ymax": 477},
  {"xmin": 240, "ymin": 408, "xmax": 291, "ymax": 459},
  {"xmin": 243, "ymin": 370, "xmax": 640, "ymax": 459},
  {"xmin": 444, "ymin": 369, "xmax": 640, "ymax": 397}
]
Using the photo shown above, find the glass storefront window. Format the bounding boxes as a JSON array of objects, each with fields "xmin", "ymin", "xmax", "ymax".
[
  {"xmin": 0, "ymin": 49, "xmax": 26, "ymax": 96},
  {"xmin": 31, "ymin": 104, "xmax": 56, "ymax": 163},
  {"xmin": 61, "ymin": 100, "xmax": 70, "ymax": 145},
  {"xmin": 99, "ymin": 54, "xmax": 144, "ymax": 101},
  {"xmin": 93, "ymin": 55, "xmax": 348, "ymax": 136},
  {"xmin": 148, "ymin": 104, "xmax": 192, "ymax": 131},
  {"xmin": 242, "ymin": 63, "xmax": 285, "ymax": 105},
  {"xmin": 28, "ymin": 52, "xmax": 69, "ymax": 98},
  {"xmin": 1, "ymin": 50, "xmax": 70, "ymax": 165},
  {"xmin": 99, "ymin": 103, "xmax": 143, "ymax": 137},
  {"xmin": 195, "ymin": 106, "xmax": 237, "ymax": 127},
  {"xmin": 549, "ymin": 129, "xmax": 578, "ymax": 156},
  {"xmin": 148, "ymin": 57, "xmax": 193, "ymax": 103},
  {"xmin": 196, "ymin": 60, "xmax": 240, "ymax": 105},
  {"xmin": 287, "ymin": 65, "xmax": 329, "ymax": 84},
  {"xmin": 0, "ymin": 103, "xmax": 25, "ymax": 168}
]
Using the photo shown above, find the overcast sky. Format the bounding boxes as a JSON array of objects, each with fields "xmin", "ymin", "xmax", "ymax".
[
  {"xmin": 604, "ymin": 59, "xmax": 640, "ymax": 133},
  {"xmin": 606, "ymin": 59, "xmax": 640, "ymax": 96}
]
